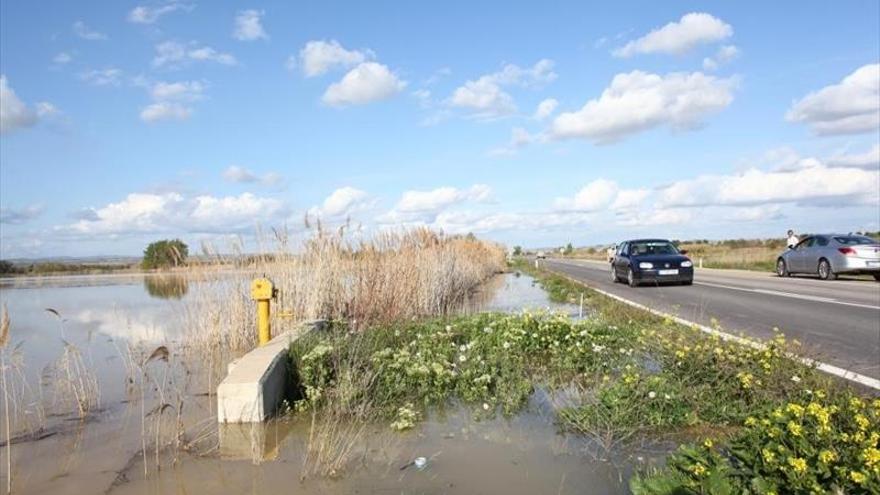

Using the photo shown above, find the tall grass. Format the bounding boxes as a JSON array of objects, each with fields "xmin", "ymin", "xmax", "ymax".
[{"xmin": 183, "ymin": 227, "xmax": 507, "ymax": 354}]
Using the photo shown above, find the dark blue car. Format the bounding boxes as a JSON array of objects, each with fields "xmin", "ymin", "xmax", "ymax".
[{"xmin": 611, "ymin": 238, "xmax": 694, "ymax": 287}]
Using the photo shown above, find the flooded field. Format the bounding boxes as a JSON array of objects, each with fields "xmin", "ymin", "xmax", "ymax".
[{"xmin": 0, "ymin": 271, "xmax": 646, "ymax": 494}]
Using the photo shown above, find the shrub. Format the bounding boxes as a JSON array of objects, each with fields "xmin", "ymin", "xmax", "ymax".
[{"xmin": 141, "ymin": 239, "xmax": 188, "ymax": 269}]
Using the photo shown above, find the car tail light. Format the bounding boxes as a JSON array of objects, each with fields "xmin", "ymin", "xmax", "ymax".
[{"xmin": 838, "ymin": 247, "xmax": 857, "ymax": 256}]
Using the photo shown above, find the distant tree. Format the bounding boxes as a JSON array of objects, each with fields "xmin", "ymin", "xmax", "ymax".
[
  {"xmin": 512, "ymin": 245, "xmax": 523, "ymax": 256},
  {"xmin": 0, "ymin": 260, "xmax": 18, "ymax": 275},
  {"xmin": 142, "ymin": 239, "xmax": 189, "ymax": 269},
  {"xmin": 563, "ymin": 243, "xmax": 574, "ymax": 255}
]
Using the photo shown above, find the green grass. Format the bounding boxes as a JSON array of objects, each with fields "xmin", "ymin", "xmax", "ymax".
[{"xmin": 287, "ymin": 261, "xmax": 876, "ymax": 490}]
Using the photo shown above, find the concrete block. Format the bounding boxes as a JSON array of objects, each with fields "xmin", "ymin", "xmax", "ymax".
[{"xmin": 217, "ymin": 320, "xmax": 323, "ymax": 423}]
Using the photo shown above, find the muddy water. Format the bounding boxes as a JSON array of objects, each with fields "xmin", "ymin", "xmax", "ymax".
[{"xmin": 0, "ymin": 272, "xmax": 639, "ymax": 495}]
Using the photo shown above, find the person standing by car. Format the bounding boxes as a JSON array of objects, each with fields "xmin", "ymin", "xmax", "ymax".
[{"xmin": 786, "ymin": 230, "xmax": 800, "ymax": 249}]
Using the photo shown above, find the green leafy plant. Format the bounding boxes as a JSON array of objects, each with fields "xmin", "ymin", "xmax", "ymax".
[{"xmin": 141, "ymin": 239, "xmax": 189, "ymax": 269}]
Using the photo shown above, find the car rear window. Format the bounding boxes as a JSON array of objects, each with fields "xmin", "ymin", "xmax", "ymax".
[
  {"xmin": 629, "ymin": 241, "xmax": 678, "ymax": 255},
  {"xmin": 834, "ymin": 236, "xmax": 877, "ymax": 245}
]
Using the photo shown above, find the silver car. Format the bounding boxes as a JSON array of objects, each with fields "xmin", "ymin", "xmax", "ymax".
[{"xmin": 776, "ymin": 234, "xmax": 880, "ymax": 280}]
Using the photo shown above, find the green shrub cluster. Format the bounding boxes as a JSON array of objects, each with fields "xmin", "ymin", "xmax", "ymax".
[
  {"xmin": 289, "ymin": 280, "xmax": 873, "ymax": 491},
  {"xmin": 632, "ymin": 393, "xmax": 880, "ymax": 494}
]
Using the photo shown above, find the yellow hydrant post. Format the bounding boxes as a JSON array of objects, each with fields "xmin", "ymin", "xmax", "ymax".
[{"xmin": 251, "ymin": 278, "xmax": 276, "ymax": 346}]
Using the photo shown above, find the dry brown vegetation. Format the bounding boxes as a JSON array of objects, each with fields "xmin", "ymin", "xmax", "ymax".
[{"xmin": 184, "ymin": 227, "xmax": 507, "ymax": 354}]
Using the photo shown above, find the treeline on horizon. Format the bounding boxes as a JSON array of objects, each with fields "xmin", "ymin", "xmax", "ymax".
[{"xmin": 567, "ymin": 231, "xmax": 880, "ymax": 254}]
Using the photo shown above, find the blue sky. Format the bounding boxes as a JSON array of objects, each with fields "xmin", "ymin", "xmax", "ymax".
[{"xmin": 1, "ymin": 1, "xmax": 878, "ymax": 258}]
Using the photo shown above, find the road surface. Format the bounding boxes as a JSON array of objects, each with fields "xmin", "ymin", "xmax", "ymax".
[{"xmin": 542, "ymin": 258, "xmax": 880, "ymax": 380}]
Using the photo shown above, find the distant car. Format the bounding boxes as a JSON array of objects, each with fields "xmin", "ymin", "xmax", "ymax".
[
  {"xmin": 536, "ymin": 251, "xmax": 547, "ymax": 259},
  {"xmin": 776, "ymin": 234, "xmax": 880, "ymax": 281},
  {"xmin": 611, "ymin": 239, "xmax": 694, "ymax": 287}
]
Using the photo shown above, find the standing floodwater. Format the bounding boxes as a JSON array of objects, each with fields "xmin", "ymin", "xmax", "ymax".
[{"xmin": 0, "ymin": 272, "xmax": 637, "ymax": 495}]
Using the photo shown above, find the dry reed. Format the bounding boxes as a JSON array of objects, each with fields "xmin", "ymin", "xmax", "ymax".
[{"xmin": 182, "ymin": 227, "xmax": 506, "ymax": 354}]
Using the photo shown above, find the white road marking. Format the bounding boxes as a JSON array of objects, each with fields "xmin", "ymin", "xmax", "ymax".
[
  {"xmin": 695, "ymin": 281, "xmax": 880, "ymax": 310},
  {"xmin": 548, "ymin": 271, "xmax": 880, "ymax": 391}
]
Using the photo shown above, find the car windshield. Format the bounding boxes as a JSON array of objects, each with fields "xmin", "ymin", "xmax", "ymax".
[
  {"xmin": 834, "ymin": 236, "xmax": 877, "ymax": 245},
  {"xmin": 629, "ymin": 241, "xmax": 679, "ymax": 256}
]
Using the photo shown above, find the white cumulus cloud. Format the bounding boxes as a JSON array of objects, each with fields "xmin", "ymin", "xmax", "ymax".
[
  {"xmin": 322, "ymin": 62, "xmax": 406, "ymax": 107},
  {"xmin": 139, "ymin": 79, "xmax": 206, "ymax": 123},
  {"xmin": 534, "ymin": 98, "xmax": 559, "ymax": 120},
  {"xmin": 378, "ymin": 185, "xmax": 493, "ymax": 224},
  {"xmin": 786, "ymin": 63, "xmax": 880, "ymax": 135},
  {"xmin": 298, "ymin": 40, "xmax": 372, "ymax": 77},
  {"xmin": 613, "ymin": 12, "xmax": 732, "ymax": 57},
  {"xmin": 140, "ymin": 102, "xmax": 191, "ymax": 122},
  {"xmin": 1, "ymin": 76, "xmax": 56, "ymax": 134},
  {"xmin": 65, "ymin": 192, "xmax": 287, "ymax": 235},
  {"xmin": 703, "ymin": 45, "xmax": 740, "ymax": 71},
  {"xmin": 309, "ymin": 187, "xmax": 375, "ymax": 218},
  {"xmin": 449, "ymin": 59, "xmax": 556, "ymax": 119},
  {"xmin": 550, "ymin": 70, "xmax": 735, "ymax": 144},
  {"xmin": 553, "ymin": 180, "xmax": 650, "ymax": 213},
  {"xmin": 233, "ymin": 9, "xmax": 268, "ymax": 41},
  {"xmin": 658, "ymin": 164, "xmax": 879, "ymax": 208}
]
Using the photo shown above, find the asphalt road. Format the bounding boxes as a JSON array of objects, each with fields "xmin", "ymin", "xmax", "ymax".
[{"xmin": 542, "ymin": 258, "xmax": 880, "ymax": 380}]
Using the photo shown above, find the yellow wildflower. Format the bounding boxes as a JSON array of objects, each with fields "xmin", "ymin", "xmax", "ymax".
[
  {"xmin": 785, "ymin": 403, "xmax": 805, "ymax": 418},
  {"xmin": 762, "ymin": 448, "xmax": 776, "ymax": 463},
  {"xmin": 863, "ymin": 447, "xmax": 880, "ymax": 469},
  {"xmin": 850, "ymin": 471, "xmax": 867, "ymax": 485},
  {"xmin": 818, "ymin": 450, "xmax": 837, "ymax": 464},
  {"xmin": 854, "ymin": 414, "xmax": 869, "ymax": 431},
  {"xmin": 703, "ymin": 439, "xmax": 713, "ymax": 449},
  {"xmin": 787, "ymin": 421, "xmax": 802, "ymax": 437},
  {"xmin": 690, "ymin": 463, "xmax": 707, "ymax": 477},
  {"xmin": 788, "ymin": 457, "xmax": 807, "ymax": 474},
  {"xmin": 744, "ymin": 416, "xmax": 758, "ymax": 427}
]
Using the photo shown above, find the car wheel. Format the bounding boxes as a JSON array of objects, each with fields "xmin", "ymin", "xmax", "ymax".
[
  {"xmin": 610, "ymin": 266, "xmax": 619, "ymax": 283},
  {"xmin": 627, "ymin": 268, "xmax": 638, "ymax": 287},
  {"xmin": 776, "ymin": 258, "xmax": 790, "ymax": 277},
  {"xmin": 873, "ymin": 274, "xmax": 880, "ymax": 282},
  {"xmin": 818, "ymin": 259, "xmax": 837, "ymax": 280}
]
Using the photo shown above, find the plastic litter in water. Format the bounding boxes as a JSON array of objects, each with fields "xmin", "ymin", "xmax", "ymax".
[{"xmin": 413, "ymin": 457, "xmax": 427, "ymax": 470}]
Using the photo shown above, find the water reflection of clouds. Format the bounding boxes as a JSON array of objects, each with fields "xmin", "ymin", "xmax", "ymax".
[{"xmin": 73, "ymin": 307, "xmax": 177, "ymax": 343}]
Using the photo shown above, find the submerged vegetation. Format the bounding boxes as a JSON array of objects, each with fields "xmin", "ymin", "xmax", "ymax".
[{"xmin": 287, "ymin": 261, "xmax": 878, "ymax": 491}]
